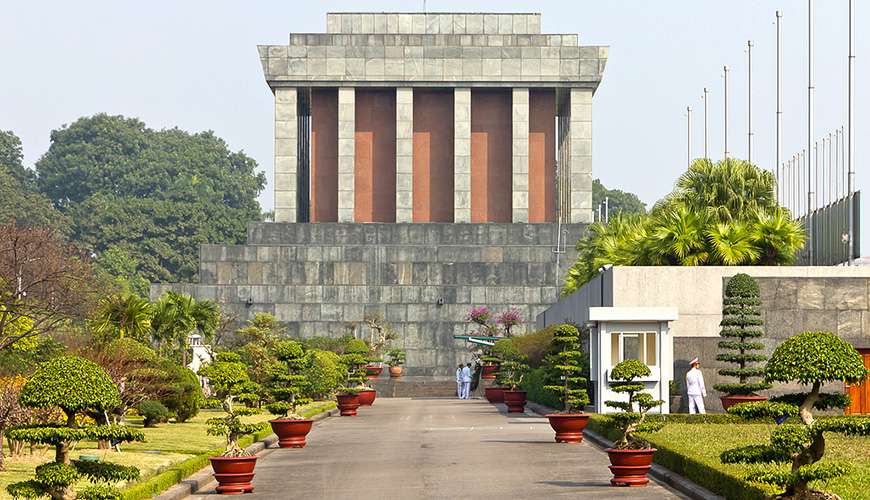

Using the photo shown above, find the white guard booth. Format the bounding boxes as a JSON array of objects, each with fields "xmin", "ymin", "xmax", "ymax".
[{"xmin": 587, "ymin": 307, "xmax": 678, "ymax": 414}]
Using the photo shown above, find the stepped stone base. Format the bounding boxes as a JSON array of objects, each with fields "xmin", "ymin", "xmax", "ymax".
[
  {"xmin": 371, "ymin": 376, "xmax": 461, "ymax": 398},
  {"xmin": 152, "ymin": 222, "xmax": 584, "ymax": 376}
]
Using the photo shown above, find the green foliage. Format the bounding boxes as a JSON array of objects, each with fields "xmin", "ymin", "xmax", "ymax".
[
  {"xmin": 198, "ymin": 355, "xmax": 249, "ymax": 399},
  {"xmin": 199, "ymin": 354, "xmax": 262, "ymax": 456},
  {"xmin": 159, "ymin": 365, "xmax": 203, "ymax": 423},
  {"xmin": 542, "ymin": 324, "xmax": 589, "ymax": 413},
  {"xmin": 720, "ymin": 444, "xmax": 790, "ymax": 464},
  {"xmin": 264, "ymin": 340, "xmax": 312, "ymax": 418},
  {"xmin": 0, "ymin": 130, "xmax": 68, "ymax": 232},
  {"xmin": 769, "ymin": 392, "xmax": 852, "ymax": 411},
  {"xmin": 344, "ymin": 339, "xmax": 369, "ymax": 355},
  {"xmin": 35, "ymin": 114, "xmax": 266, "ymax": 282},
  {"xmin": 386, "ymin": 348, "xmax": 406, "ymax": 367},
  {"xmin": 91, "ymin": 293, "xmax": 153, "ymax": 344},
  {"xmin": 137, "ymin": 400, "xmax": 169, "ymax": 428},
  {"xmin": 35, "ymin": 462, "xmax": 80, "ymax": 487},
  {"xmin": 604, "ymin": 359, "xmax": 664, "ymax": 450},
  {"xmin": 592, "ymin": 178, "xmax": 647, "ymax": 215},
  {"xmin": 509, "ymin": 326, "xmax": 557, "ymax": 368},
  {"xmin": 6, "ymin": 480, "xmax": 43, "ymax": 499},
  {"xmin": 520, "ymin": 367, "xmax": 563, "ymax": 409},
  {"xmin": 301, "ymin": 335, "xmax": 355, "ymax": 354},
  {"xmin": 19, "ymin": 356, "xmax": 121, "ymax": 415},
  {"xmin": 305, "ymin": 349, "xmax": 342, "ymax": 398},
  {"xmin": 77, "ymin": 485, "xmax": 123, "ymax": 500},
  {"xmin": 151, "ymin": 291, "xmax": 220, "ymax": 361},
  {"xmin": 765, "ymin": 331, "xmax": 869, "ymax": 385},
  {"xmin": 72, "ymin": 460, "xmax": 140, "ymax": 483},
  {"xmin": 726, "ymin": 401, "xmax": 798, "ymax": 421},
  {"xmin": 8, "ymin": 425, "xmax": 145, "ymax": 445},
  {"xmin": 93, "ymin": 247, "xmax": 150, "ymax": 299}
]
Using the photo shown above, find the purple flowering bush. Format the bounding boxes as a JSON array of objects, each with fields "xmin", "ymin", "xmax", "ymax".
[
  {"xmin": 465, "ymin": 306, "xmax": 492, "ymax": 326},
  {"xmin": 496, "ymin": 308, "xmax": 524, "ymax": 337}
]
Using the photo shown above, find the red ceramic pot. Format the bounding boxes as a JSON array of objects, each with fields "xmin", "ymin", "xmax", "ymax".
[
  {"xmin": 546, "ymin": 413, "xmax": 590, "ymax": 443},
  {"xmin": 268, "ymin": 419, "xmax": 313, "ymax": 448},
  {"xmin": 336, "ymin": 393, "xmax": 361, "ymax": 416},
  {"xmin": 484, "ymin": 386, "xmax": 505, "ymax": 404},
  {"xmin": 720, "ymin": 394, "xmax": 767, "ymax": 410},
  {"xmin": 502, "ymin": 390, "xmax": 527, "ymax": 413},
  {"xmin": 606, "ymin": 448, "xmax": 656, "ymax": 487},
  {"xmin": 389, "ymin": 365, "xmax": 403, "ymax": 378},
  {"xmin": 481, "ymin": 364, "xmax": 499, "ymax": 380},
  {"xmin": 357, "ymin": 389, "xmax": 376, "ymax": 406},
  {"xmin": 365, "ymin": 365, "xmax": 383, "ymax": 379},
  {"xmin": 210, "ymin": 455, "xmax": 257, "ymax": 494}
]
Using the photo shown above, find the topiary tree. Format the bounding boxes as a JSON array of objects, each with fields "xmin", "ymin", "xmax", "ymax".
[
  {"xmin": 722, "ymin": 331, "xmax": 870, "ymax": 498},
  {"xmin": 604, "ymin": 359, "xmax": 664, "ymax": 449},
  {"xmin": 305, "ymin": 349, "xmax": 342, "ymax": 399},
  {"xmin": 542, "ymin": 324, "xmax": 590, "ymax": 413},
  {"xmin": 136, "ymin": 400, "xmax": 169, "ymax": 428},
  {"xmin": 494, "ymin": 339, "xmax": 529, "ymax": 391},
  {"xmin": 6, "ymin": 356, "xmax": 143, "ymax": 500},
  {"xmin": 160, "ymin": 364, "xmax": 203, "ymax": 423},
  {"xmin": 264, "ymin": 340, "xmax": 312, "ymax": 420},
  {"xmin": 714, "ymin": 274, "xmax": 771, "ymax": 400},
  {"xmin": 198, "ymin": 352, "xmax": 264, "ymax": 457},
  {"xmin": 386, "ymin": 348, "xmax": 406, "ymax": 367},
  {"xmin": 338, "ymin": 339, "xmax": 369, "ymax": 394}
]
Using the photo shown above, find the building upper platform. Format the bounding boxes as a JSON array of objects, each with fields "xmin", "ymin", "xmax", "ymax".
[{"xmin": 325, "ymin": 13, "xmax": 543, "ymax": 35}]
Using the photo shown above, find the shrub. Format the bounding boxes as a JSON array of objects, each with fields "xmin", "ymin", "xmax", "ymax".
[
  {"xmin": 386, "ymin": 348, "xmax": 406, "ymax": 367},
  {"xmin": 494, "ymin": 339, "xmax": 529, "ymax": 391},
  {"xmin": 713, "ymin": 274, "xmax": 771, "ymax": 396},
  {"xmin": 520, "ymin": 367, "xmax": 562, "ymax": 409},
  {"xmin": 510, "ymin": 327, "xmax": 557, "ymax": 368},
  {"xmin": 301, "ymin": 335, "xmax": 355, "ymax": 354},
  {"xmin": 160, "ymin": 365, "xmax": 203, "ymax": 423},
  {"xmin": 495, "ymin": 308, "xmax": 523, "ymax": 337},
  {"xmin": 338, "ymin": 342, "xmax": 368, "ymax": 395},
  {"xmin": 264, "ymin": 340, "xmax": 312, "ymax": 420},
  {"xmin": 604, "ymin": 359, "xmax": 665, "ymax": 450},
  {"xmin": 721, "ymin": 331, "xmax": 870, "ymax": 497},
  {"xmin": 137, "ymin": 400, "xmax": 169, "ymax": 428},
  {"xmin": 542, "ymin": 324, "xmax": 589, "ymax": 413},
  {"xmin": 199, "ymin": 355, "xmax": 264, "ymax": 457},
  {"xmin": 306, "ymin": 349, "xmax": 342, "ymax": 398}
]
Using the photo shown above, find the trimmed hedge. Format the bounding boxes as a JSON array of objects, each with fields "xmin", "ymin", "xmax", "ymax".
[{"xmin": 520, "ymin": 367, "xmax": 561, "ymax": 409}]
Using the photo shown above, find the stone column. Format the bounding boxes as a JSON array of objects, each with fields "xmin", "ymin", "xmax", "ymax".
[
  {"xmin": 396, "ymin": 88, "xmax": 414, "ymax": 223},
  {"xmin": 274, "ymin": 88, "xmax": 298, "ymax": 222},
  {"xmin": 454, "ymin": 88, "xmax": 471, "ymax": 223},
  {"xmin": 512, "ymin": 88, "xmax": 529, "ymax": 223},
  {"xmin": 338, "ymin": 87, "xmax": 355, "ymax": 222},
  {"xmin": 569, "ymin": 88, "xmax": 593, "ymax": 223}
]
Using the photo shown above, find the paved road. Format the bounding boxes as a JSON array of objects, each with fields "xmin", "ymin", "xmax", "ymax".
[{"xmin": 193, "ymin": 398, "xmax": 686, "ymax": 499}]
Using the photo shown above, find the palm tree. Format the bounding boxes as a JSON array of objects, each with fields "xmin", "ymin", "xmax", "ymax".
[
  {"xmin": 749, "ymin": 208, "xmax": 806, "ymax": 265},
  {"xmin": 648, "ymin": 204, "xmax": 709, "ymax": 265},
  {"xmin": 670, "ymin": 158, "xmax": 776, "ymax": 222},
  {"xmin": 151, "ymin": 291, "xmax": 220, "ymax": 366},
  {"xmin": 92, "ymin": 293, "xmax": 153, "ymax": 342},
  {"xmin": 705, "ymin": 221, "xmax": 761, "ymax": 265}
]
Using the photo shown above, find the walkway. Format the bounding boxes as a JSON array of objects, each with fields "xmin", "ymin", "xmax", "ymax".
[{"xmin": 193, "ymin": 398, "xmax": 686, "ymax": 499}]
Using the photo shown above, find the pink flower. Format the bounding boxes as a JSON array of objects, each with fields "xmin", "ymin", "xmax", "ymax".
[{"xmin": 465, "ymin": 306, "xmax": 492, "ymax": 326}]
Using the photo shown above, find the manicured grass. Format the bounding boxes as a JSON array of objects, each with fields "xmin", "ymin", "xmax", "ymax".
[
  {"xmin": 0, "ymin": 401, "xmax": 336, "ymax": 500},
  {"xmin": 588, "ymin": 415, "xmax": 870, "ymax": 500}
]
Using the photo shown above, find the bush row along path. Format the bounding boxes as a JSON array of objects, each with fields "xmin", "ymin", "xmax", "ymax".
[{"xmin": 192, "ymin": 397, "xmax": 686, "ymax": 499}]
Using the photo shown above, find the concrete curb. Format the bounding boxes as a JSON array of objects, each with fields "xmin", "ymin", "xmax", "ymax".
[
  {"xmin": 154, "ymin": 407, "xmax": 339, "ymax": 500},
  {"xmin": 524, "ymin": 401, "xmax": 724, "ymax": 500}
]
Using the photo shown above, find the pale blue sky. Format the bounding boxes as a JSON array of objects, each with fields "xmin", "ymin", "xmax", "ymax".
[{"xmin": 2, "ymin": 1, "xmax": 868, "ymax": 252}]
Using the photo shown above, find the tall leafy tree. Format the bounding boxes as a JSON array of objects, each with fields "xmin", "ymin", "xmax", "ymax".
[
  {"xmin": 0, "ymin": 131, "xmax": 67, "ymax": 231},
  {"xmin": 592, "ymin": 179, "xmax": 647, "ymax": 215},
  {"xmin": 35, "ymin": 114, "xmax": 266, "ymax": 282}
]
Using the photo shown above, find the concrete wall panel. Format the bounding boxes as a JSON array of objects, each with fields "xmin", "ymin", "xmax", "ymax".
[
  {"xmin": 355, "ymin": 89, "xmax": 397, "ymax": 222},
  {"xmin": 529, "ymin": 89, "xmax": 556, "ymax": 222},
  {"xmin": 471, "ymin": 89, "xmax": 512, "ymax": 222},
  {"xmin": 311, "ymin": 89, "xmax": 338, "ymax": 222},
  {"xmin": 413, "ymin": 89, "xmax": 455, "ymax": 222}
]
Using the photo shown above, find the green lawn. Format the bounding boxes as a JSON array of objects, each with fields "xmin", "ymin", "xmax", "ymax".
[
  {"xmin": 589, "ymin": 416, "xmax": 870, "ymax": 500},
  {"xmin": 0, "ymin": 401, "xmax": 336, "ymax": 499}
]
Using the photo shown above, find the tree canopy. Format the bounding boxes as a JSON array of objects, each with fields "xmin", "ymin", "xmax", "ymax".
[
  {"xmin": 0, "ymin": 130, "xmax": 67, "ymax": 231},
  {"xmin": 592, "ymin": 178, "xmax": 647, "ymax": 216}
]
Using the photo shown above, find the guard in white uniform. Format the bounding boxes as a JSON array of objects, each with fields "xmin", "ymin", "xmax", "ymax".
[
  {"xmin": 685, "ymin": 357, "xmax": 707, "ymax": 414},
  {"xmin": 455, "ymin": 364, "xmax": 463, "ymax": 398},
  {"xmin": 460, "ymin": 363, "xmax": 472, "ymax": 399}
]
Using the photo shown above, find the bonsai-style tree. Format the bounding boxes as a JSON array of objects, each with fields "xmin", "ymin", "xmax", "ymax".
[
  {"xmin": 363, "ymin": 312, "xmax": 396, "ymax": 363},
  {"xmin": 493, "ymin": 340, "xmax": 529, "ymax": 391},
  {"xmin": 386, "ymin": 348, "xmax": 406, "ymax": 367},
  {"xmin": 721, "ymin": 331, "xmax": 870, "ymax": 498},
  {"xmin": 264, "ymin": 340, "xmax": 311, "ymax": 420},
  {"xmin": 714, "ymin": 273, "xmax": 771, "ymax": 400},
  {"xmin": 542, "ymin": 324, "xmax": 590, "ymax": 413},
  {"xmin": 495, "ymin": 308, "xmax": 523, "ymax": 337},
  {"xmin": 338, "ymin": 339, "xmax": 369, "ymax": 394},
  {"xmin": 6, "ymin": 356, "xmax": 144, "ymax": 500},
  {"xmin": 605, "ymin": 359, "xmax": 664, "ymax": 450},
  {"xmin": 198, "ymin": 352, "xmax": 263, "ymax": 457}
]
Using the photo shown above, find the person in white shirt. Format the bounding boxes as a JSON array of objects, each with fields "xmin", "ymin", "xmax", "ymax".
[
  {"xmin": 685, "ymin": 357, "xmax": 707, "ymax": 414},
  {"xmin": 455, "ymin": 364, "xmax": 463, "ymax": 398},
  {"xmin": 460, "ymin": 363, "xmax": 472, "ymax": 399}
]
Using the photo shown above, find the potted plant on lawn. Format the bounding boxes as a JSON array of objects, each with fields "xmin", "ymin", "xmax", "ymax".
[
  {"xmin": 265, "ymin": 340, "xmax": 314, "ymax": 448},
  {"xmin": 714, "ymin": 273, "xmax": 772, "ymax": 410},
  {"xmin": 542, "ymin": 324, "xmax": 591, "ymax": 443},
  {"xmin": 337, "ymin": 340, "xmax": 369, "ymax": 415},
  {"xmin": 721, "ymin": 331, "xmax": 870, "ymax": 499},
  {"xmin": 6, "ymin": 356, "xmax": 144, "ymax": 500},
  {"xmin": 495, "ymin": 340, "xmax": 530, "ymax": 413},
  {"xmin": 604, "ymin": 359, "xmax": 664, "ymax": 487},
  {"xmin": 386, "ymin": 348, "xmax": 406, "ymax": 378},
  {"xmin": 199, "ymin": 352, "xmax": 265, "ymax": 494}
]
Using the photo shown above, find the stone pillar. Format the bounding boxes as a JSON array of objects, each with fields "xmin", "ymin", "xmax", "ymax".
[
  {"xmin": 274, "ymin": 88, "xmax": 298, "ymax": 222},
  {"xmin": 512, "ymin": 88, "xmax": 529, "ymax": 223},
  {"xmin": 338, "ymin": 87, "xmax": 355, "ymax": 222},
  {"xmin": 454, "ymin": 88, "xmax": 471, "ymax": 223},
  {"xmin": 569, "ymin": 88, "xmax": 593, "ymax": 223},
  {"xmin": 395, "ymin": 88, "xmax": 414, "ymax": 223}
]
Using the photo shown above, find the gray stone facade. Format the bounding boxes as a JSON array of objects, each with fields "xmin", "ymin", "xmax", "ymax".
[{"xmin": 153, "ymin": 222, "xmax": 586, "ymax": 376}]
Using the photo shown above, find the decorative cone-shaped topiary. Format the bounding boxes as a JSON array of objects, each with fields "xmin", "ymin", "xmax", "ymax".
[
  {"xmin": 714, "ymin": 273, "xmax": 772, "ymax": 396},
  {"xmin": 722, "ymin": 331, "xmax": 870, "ymax": 498},
  {"xmin": 265, "ymin": 340, "xmax": 312, "ymax": 419},
  {"xmin": 338, "ymin": 339, "xmax": 369, "ymax": 394},
  {"xmin": 7, "ymin": 356, "xmax": 144, "ymax": 500},
  {"xmin": 542, "ymin": 324, "xmax": 590, "ymax": 413}
]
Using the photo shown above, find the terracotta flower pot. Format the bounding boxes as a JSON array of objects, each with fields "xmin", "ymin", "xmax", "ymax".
[
  {"xmin": 606, "ymin": 448, "xmax": 656, "ymax": 487},
  {"xmin": 365, "ymin": 365, "xmax": 383, "ymax": 379},
  {"xmin": 268, "ymin": 419, "xmax": 313, "ymax": 448},
  {"xmin": 546, "ymin": 413, "xmax": 590, "ymax": 443},
  {"xmin": 389, "ymin": 365, "xmax": 403, "ymax": 378},
  {"xmin": 484, "ymin": 386, "xmax": 505, "ymax": 404},
  {"xmin": 502, "ymin": 390, "xmax": 527, "ymax": 413},
  {"xmin": 481, "ymin": 364, "xmax": 499, "ymax": 380},
  {"xmin": 210, "ymin": 455, "xmax": 257, "ymax": 494},
  {"xmin": 720, "ymin": 394, "xmax": 767, "ymax": 411},
  {"xmin": 357, "ymin": 389, "xmax": 376, "ymax": 406},
  {"xmin": 336, "ymin": 393, "xmax": 361, "ymax": 416}
]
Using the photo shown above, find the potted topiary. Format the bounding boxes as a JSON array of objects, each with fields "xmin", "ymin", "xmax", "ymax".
[
  {"xmin": 542, "ymin": 324, "xmax": 591, "ymax": 443},
  {"xmin": 714, "ymin": 273, "xmax": 771, "ymax": 410},
  {"xmin": 337, "ymin": 340, "xmax": 369, "ymax": 415},
  {"xmin": 603, "ymin": 359, "xmax": 664, "ymax": 487},
  {"xmin": 386, "ymin": 348, "xmax": 406, "ymax": 378},
  {"xmin": 467, "ymin": 307, "xmax": 500, "ymax": 379},
  {"xmin": 363, "ymin": 313, "xmax": 397, "ymax": 379},
  {"xmin": 495, "ymin": 340, "xmax": 530, "ymax": 413},
  {"xmin": 722, "ymin": 331, "xmax": 870, "ymax": 499},
  {"xmin": 198, "ymin": 352, "xmax": 265, "ymax": 494},
  {"xmin": 6, "ymin": 356, "xmax": 144, "ymax": 500},
  {"xmin": 265, "ymin": 340, "xmax": 314, "ymax": 448}
]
